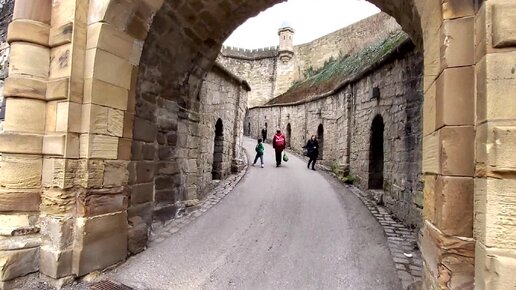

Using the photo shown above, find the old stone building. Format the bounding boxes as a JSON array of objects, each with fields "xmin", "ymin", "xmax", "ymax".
[
  {"xmin": 0, "ymin": 0, "xmax": 514, "ymax": 289},
  {"xmin": 247, "ymin": 31, "xmax": 424, "ymax": 227}
]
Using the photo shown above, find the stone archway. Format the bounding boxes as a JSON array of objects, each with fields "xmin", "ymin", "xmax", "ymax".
[
  {"xmin": 1, "ymin": 0, "xmax": 514, "ymax": 288},
  {"xmin": 368, "ymin": 115, "xmax": 384, "ymax": 190}
]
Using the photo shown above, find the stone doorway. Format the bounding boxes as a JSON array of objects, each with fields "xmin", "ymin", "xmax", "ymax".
[
  {"xmin": 368, "ymin": 115, "xmax": 384, "ymax": 190},
  {"xmin": 317, "ymin": 124, "xmax": 324, "ymax": 160},
  {"xmin": 212, "ymin": 119, "xmax": 224, "ymax": 180},
  {"xmin": 286, "ymin": 123, "xmax": 292, "ymax": 147}
]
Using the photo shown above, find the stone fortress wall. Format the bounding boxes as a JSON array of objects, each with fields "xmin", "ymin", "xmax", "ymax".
[
  {"xmin": 248, "ymin": 43, "xmax": 424, "ymax": 227},
  {"xmin": 127, "ymin": 54, "xmax": 249, "ymax": 259},
  {"xmin": 217, "ymin": 13, "xmax": 401, "ymax": 107}
]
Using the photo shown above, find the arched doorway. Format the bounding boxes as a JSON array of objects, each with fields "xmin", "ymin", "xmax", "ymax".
[
  {"xmin": 262, "ymin": 122, "xmax": 268, "ymax": 141},
  {"xmin": 317, "ymin": 124, "xmax": 324, "ymax": 160},
  {"xmin": 286, "ymin": 123, "xmax": 292, "ymax": 147},
  {"xmin": 368, "ymin": 115, "xmax": 384, "ymax": 190},
  {"xmin": 212, "ymin": 119, "xmax": 224, "ymax": 180}
]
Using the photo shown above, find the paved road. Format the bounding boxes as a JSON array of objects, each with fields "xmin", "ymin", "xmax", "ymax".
[{"xmin": 109, "ymin": 137, "xmax": 402, "ymax": 290}]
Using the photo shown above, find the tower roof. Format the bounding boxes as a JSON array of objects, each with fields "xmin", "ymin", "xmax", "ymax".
[
  {"xmin": 279, "ymin": 21, "xmax": 294, "ymax": 30},
  {"xmin": 278, "ymin": 21, "xmax": 294, "ymax": 34},
  {"xmin": 279, "ymin": 21, "xmax": 293, "ymax": 29}
]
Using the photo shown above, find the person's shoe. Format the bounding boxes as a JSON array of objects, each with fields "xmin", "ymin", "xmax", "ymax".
[
  {"xmin": 312, "ymin": 168, "xmax": 316, "ymax": 171},
  {"xmin": 261, "ymin": 164, "xmax": 264, "ymax": 168}
]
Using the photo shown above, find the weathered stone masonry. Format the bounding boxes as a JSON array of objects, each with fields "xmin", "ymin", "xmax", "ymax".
[
  {"xmin": 0, "ymin": 0, "xmax": 515, "ymax": 289},
  {"xmin": 129, "ymin": 58, "xmax": 249, "ymax": 253},
  {"xmin": 218, "ymin": 13, "xmax": 401, "ymax": 108},
  {"xmin": 248, "ymin": 40, "xmax": 424, "ymax": 228}
]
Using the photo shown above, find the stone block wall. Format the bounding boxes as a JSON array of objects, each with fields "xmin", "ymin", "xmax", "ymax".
[
  {"xmin": 293, "ymin": 13, "xmax": 400, "ymax": 74},
  {"xmin": 217, "ymin": 53, "xmax": 276, "ymax": 108},
  {"xmin": 0, "ymin": 0, "xmax": 13, "ymax": 131},
  {"xmin": 349, "ymin": 48, "xmax": 424, "ymax": 226},
  {"xmin": 198, "ymin": 64, "xmax": 248, "ymax": 195},
  {"xmin": 129, "ymin": 37, "xmax": 249, "ymax": 247},
  {"xmin": 248, "ymin": 43, "xmax": 424, "ymax": 228}
]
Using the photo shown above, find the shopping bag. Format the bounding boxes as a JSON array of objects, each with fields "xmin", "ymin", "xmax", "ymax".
[{"xmin": 283, "ymin": 153, "xmax": 289, "ymax": 162}]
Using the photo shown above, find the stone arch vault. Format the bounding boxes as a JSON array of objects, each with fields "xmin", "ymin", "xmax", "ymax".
[{"xmin": 0, "ymin": 0, "xmax": 515, "ymax": 289}]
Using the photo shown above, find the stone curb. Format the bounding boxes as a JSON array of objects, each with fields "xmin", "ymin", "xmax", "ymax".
[{"xmin": 149, "ymin": 147, "xmax": 250, "ymax": 244}]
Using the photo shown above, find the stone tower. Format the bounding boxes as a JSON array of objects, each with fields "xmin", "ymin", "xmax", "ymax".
[{"xmin": 278, "ymin": 21, "xmax": 294, "ymax": 63}]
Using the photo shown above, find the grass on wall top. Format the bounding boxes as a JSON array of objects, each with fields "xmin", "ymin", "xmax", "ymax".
[{"xmin": 266, "ymin": 31, "xmax": 410, "ymax": 106}]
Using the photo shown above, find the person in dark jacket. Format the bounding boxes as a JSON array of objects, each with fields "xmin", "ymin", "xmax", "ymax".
[
  {"xmin": 306, "ymin": 135, "xmax": 319, "ymax": 170},
  {"xmin": 261, "ymin": 127, "xmax": 267, "ymax": 142}
]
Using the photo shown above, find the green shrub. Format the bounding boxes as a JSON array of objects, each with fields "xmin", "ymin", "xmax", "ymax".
[{"xmin": 343, "ymin": 175, "xmax": 355, "ymax": 185}]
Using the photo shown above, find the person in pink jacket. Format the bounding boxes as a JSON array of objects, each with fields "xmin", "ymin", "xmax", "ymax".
[{"xmin": 272, "ymin": 129, "xmax": 286, "ymax": 167}]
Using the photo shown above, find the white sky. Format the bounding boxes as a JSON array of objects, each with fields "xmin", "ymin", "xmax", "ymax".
[{"xmin": 224, "ymin": 0, "xmax": 381, "ymax": 49}]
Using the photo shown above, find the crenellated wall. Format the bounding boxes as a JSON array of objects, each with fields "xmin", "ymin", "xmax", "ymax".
[
  {"xmin": 247, "ymin": 42, "xmax": 424, "ymax": 228},
  {"xmin": 219, "ymin": 13, "xmax": 401, "ymax": 108}
]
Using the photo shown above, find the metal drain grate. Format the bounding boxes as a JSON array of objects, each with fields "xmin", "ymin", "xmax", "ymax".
[{"xmin": 90, "ymin": 280, "xmax": 133, "ymax": 290}]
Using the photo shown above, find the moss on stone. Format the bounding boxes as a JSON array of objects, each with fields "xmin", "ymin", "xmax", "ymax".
[{"xmin": 268, "ymin": 31, "xmax": 410, "ymax": 105}]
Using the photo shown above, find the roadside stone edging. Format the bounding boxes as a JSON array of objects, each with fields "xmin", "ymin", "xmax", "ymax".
[
  {"xmin": 149, "ymin": 148, "xmax": 250, "ymax": 244},
  {"xmin": 344, "ymin": 185, "xmax": 423, "ymax": 289}
]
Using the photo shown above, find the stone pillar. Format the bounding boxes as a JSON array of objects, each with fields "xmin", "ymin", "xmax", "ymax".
[
  {"xmin": 0, "ymin": 0, "xmax": 51, "ymax": 285},
  {"xmin": 474, "ymin": 0, "xmax": 516, "ymax": 289},
  {"xmin": 70, "ymin": 0, "xmax": 157, "ymax": 277},
  {"xmin": 420, "ymin": 0, "xmax": 476, "ymax": 288},
  {"xmin": 0, "ymin": 0, "xmax": 163, "ymax": 282}
]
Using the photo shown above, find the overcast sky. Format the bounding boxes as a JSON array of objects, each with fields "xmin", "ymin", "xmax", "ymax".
[{"xmin": 224, "ymin": 0, "xmax": 380, "ymax": 49}]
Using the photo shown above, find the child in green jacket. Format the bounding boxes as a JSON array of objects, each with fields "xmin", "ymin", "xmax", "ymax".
[{"xmin": 253, "ymin": 139, "xmax": 265, "ymax": 168}]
